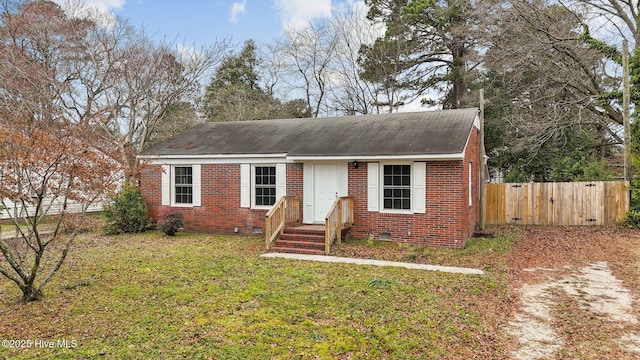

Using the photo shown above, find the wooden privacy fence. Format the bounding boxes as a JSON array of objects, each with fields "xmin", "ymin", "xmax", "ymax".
[{"xmin": 484, "ymin": 181, "xmax": 630, "ymax": 226}]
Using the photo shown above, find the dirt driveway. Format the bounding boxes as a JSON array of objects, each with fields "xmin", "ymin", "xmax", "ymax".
[{"xmin": 504, "ymin": 226, "xmax": 640, "ymax": 359}]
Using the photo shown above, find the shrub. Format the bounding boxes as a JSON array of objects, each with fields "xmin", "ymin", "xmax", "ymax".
[
  {"xmin": 624, "ymin": 210, "xmax": 640, "ymax": 228},
  {"xmin": 625, "ymin": 177, "xmax": 640, "ymax": 228},
  {"xmin": 103, "ymin": 183, "xmax": 152, "ymax": 235},
  {"xmin": 160, "ymin": 213, "xmax": 183, "ymax": 236}
]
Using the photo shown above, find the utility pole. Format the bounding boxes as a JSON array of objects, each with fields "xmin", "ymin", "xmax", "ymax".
[
  {"xmin": 479, "ymin": 89, "xmax": 486, "ymax": 230},
  {"xmin": 623, "ymin": 39, "xmax": 631, "ymax": 181}
]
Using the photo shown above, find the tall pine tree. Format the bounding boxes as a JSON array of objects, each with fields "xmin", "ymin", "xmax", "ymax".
[{"xmin": 204, "ymin": 40, "xmax": 310, "ymax": 121}]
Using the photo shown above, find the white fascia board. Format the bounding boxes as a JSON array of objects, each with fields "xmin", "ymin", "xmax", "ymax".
[
  {"xmin": 140, "ymin": 153, "xmax": 466, "ymax": 164},
  {"xmin": 140, "ymin": 153, "xmax": 291, "ymax": 165},
  {"xmin": 286, "ymin": 154, "xmax": 464, "ymax": 162},
  {"xmin": 462, "ymin": 116, "xmax": 481, "ymax": 159},
  {"xmin": 139, "ymin": 153, "xmax": 288, "ymax": 159}
]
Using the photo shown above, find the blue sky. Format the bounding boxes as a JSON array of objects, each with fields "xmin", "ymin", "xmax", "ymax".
[
  {"xmin": 114, "ymin": 1, "xmax": 282, "ymax": 45},
  {"xmin": 70, "ymin": 0, "xmax": 355, "ymax": 46}
]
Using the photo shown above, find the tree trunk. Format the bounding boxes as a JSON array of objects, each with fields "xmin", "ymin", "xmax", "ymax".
[
  {"xmin": 20, "ymin": 285, "xmax": 43, "ymax": 304},
  {"xmin": 446, "ymin": 41, "xmax": 468, "ymax": 109}
]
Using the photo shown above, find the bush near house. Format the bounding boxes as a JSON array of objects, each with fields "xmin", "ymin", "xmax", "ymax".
[
  {"xmin": 102, "ymin": 183, "xmax": 152, "ymax": 235},
  {"xmin": 160, "ymin": 213, "xmax": 184, "ymax": 236}
]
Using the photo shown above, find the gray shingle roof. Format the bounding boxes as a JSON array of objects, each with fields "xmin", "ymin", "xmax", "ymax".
[{"xmin": 141, "ymin": 108, "xmax": 479, "ymax": 158}]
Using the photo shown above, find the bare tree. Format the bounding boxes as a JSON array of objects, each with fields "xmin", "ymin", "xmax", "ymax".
[
  {"xmin": 274, "ymin": 22, "xmax": 338, "ymax": 117},
  {"xmin": 326, "ymin": 4, "xmax": 384, "ymax": 115},
  {"xmin": 0, "ymin": 124, "xmax": 116, "ymax": 304},
  {"xmin": 264, "ymin": 4, "xmax": 392, "ymax": 116},
  {"xmin": 144, "ymin": 102, "xmax": 199, "ymax": 149},
  {"xmin": 203, "ymin": 40, "xmax": 311, "ymax": 121},
  {"xmin": 55, "ymin": 7, "xmax": 231, "ymax": 177},
  {"xmin": 559, "ymin": 0, "xmax": 638, "ymax": 46},
  {"xmin": 0, "ymin": 0, "xmax": 230, "ymax": 302},
  {"xmin": 484, "ymin": 0, "xmax": 626, "ymax": 153},
  {"xmin": 0, "ymin": 0, "xmax": 117, "ymax": 303},
  {"xmin": 479, "ymin": 0, "xmax": 633, "ymax": 180}
]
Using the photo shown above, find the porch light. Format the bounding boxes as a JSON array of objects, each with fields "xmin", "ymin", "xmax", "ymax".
[{"xmin": 353, "ymin": 160, "xmax": 358, "ymax": 168}]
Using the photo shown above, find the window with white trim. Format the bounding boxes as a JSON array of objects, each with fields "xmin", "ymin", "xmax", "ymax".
[
  {"xmin": 161, "ymin": 164, "xmax": 201, "ymax": 207},
  {"xmin": 174, "ymin": 166, "xmax": 193, "ymax": 204},
  {"xmin": 254, "ymin": 166, "xmax": 277, "ymax": 206},
  {"xmin": 240, "ymin": 163, "xmax": 286, "ymax": 209},
  {"xmin": 383, "ymin": 164, "xmax": 411, "ymax": 210},
  {"xmin": 367, "ymin": 162, "xmax": 425, "ymax": 214}
]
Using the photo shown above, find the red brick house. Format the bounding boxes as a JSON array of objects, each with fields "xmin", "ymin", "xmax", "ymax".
[{"xmin": 139, "ymin": 108, "xmax": 483, "ymax": 250}]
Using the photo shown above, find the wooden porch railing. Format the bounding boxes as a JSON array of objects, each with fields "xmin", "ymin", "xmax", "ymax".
[
  {"xmin": 265, "ymin": 196, "xmax": 300, "ymax": 250},
  {"xmin": 324, "ymin": 196, "xmax": 354, "ymax": 255}
]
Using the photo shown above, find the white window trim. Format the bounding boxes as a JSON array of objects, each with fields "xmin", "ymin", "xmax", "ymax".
[
  {"xmin": 251, "ymin": 164, "xmax": 277, "ymax": 210},
  {"xmin": 379, "ymin": 162, "xmax": 414, "ymax": 214},
  {"xmin": 368, "ymin": 162, "xmax": 426, "ymax": 214},
  {"xmin": 241, "ymin": 163, "xmax": 286, "ymax": 209},
  {"xmin": 162, "ymin": 164, "xmax": 201, "ymax": 207},
  {"xmin": 469, "ymin": 162, "xmax": 473, "ymax": 207}
]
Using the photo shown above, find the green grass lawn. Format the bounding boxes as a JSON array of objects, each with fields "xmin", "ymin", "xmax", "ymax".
[{"xmin": 0, "ymin": 231, "xmax": 515, "ymax": 359}]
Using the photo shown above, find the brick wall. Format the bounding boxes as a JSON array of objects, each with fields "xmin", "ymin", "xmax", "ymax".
[
  {"xmin": 347, "ymin": 128, "xmax": 481, "ymax": 248},
  {"xmin": 140, "ymin": 163, "xmax": 303, "ymax": 235},
  {"xmin": 349, "ymin": 161, "xmax": 467, "ymax": 248},
  {"xmin": 464, "ymin": 128, "xmax": 481, "ymax": 239}
]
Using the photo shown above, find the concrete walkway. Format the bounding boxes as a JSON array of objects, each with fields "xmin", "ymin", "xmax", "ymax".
[{"xmin": 260, "ymin": 253, "xmax": 484, "ymax": 275}]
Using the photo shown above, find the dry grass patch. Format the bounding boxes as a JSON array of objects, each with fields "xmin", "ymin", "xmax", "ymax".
[
  {"xmin": 334, "ymin": 227, "xmax": 517, "ymax": 271},
  {"xmin": 504, "ymin": 226, "xmax": 640, "ymax": 360},
  {"xmin": 0, "ymin": 231, "xmax": 512, "ymax": 359},
  {"xmin": 1, "ymin": 226, "xmax": 638, "ymax": 359}
]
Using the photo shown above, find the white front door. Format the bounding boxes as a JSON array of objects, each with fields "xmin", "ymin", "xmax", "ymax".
[
  {"xmin": 303, "ymin": 163, "xmax": 348, "ymax": 224},
  {"xmin": 314, "ymin": 164, "xmax": 339, "ymax": 223}
]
